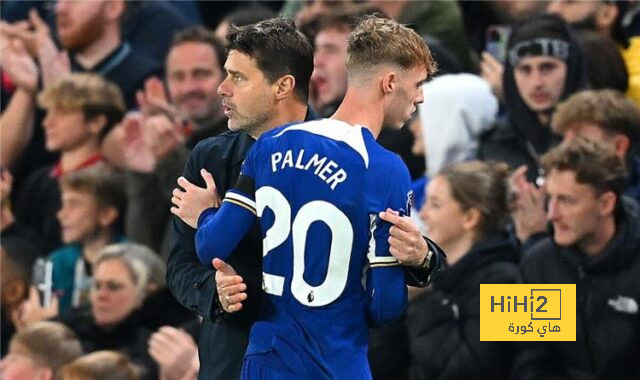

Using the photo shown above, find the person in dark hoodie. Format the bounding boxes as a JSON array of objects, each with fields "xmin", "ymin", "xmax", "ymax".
[
  {"xmin": 408, "ymin": 160, "xmax": 523, "ymax": 380},
  {"xmin": 516, "ymin": 138, "xmax": 640, "ymax": 379},
  {"xmin": 511, "ymin": 89, "xmax": 640, "ymax": 245},
  {"xmin": 479, "ymin": 13, "xmax": 589, "ymax": 183}
]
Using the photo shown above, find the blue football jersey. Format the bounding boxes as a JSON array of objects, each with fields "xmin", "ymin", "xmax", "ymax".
[{"xmin": 196, "ymin": 119, "xmax": 411, "ymax": 379}]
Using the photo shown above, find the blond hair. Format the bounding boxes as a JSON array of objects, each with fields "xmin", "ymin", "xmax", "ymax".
[
  {"xmin": 38, "ymin": 73, "xmax": 125, "ymax": 139},
  {"xmin": 346, "ymin": 15, "xmax": 436, "ymax": 79}
]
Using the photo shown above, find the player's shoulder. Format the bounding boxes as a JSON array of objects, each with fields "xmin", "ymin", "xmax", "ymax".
[
  {"xmin": 367, "ymin": 138, "xmax": 410, "ymax": 178},
  {"xmin": 266, "ymin": 118, "xmax": 345, "ymax": 140}
]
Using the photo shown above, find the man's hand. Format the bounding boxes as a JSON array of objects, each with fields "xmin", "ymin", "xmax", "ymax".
[
  {"xmin": 480, "ymin": 51, "xmax": 504, "ymax": 101},
  {"xmin": 28, "ymin": 9, "xmax": 70, "ymax": 87},
  {"xmin": 120, "ymin": 112, "xmax": 157, "ymax": 173},
  {"xmin": 148, "ymin": 326, "xmax": 197, "ymax": 380},
  {"xmin": 144, "ymin": 114, "xmax": 186, "ymax": 160},
  {"xmin": 11, "ymin": 286, "xmax": 59, "ymax": 330},
  {"xmin": 0, "ymin": 38, "xmax": 39, "ymax": 93},
  {"xmin": 379, "ymin": 208, "xmax": 429, "ymax": 267},
  {"xmin": 136, "ymin": 76, "xmax": 175, "ymax": 118},
  {"xmin": 170, "ymin": 170, "xmax": 220, "ymax": 228},
  {"xmin": 0, "ymin": 169, "xmax": 15, "ymax": 231},
  {"xmin": 213, "ymin": 258, "xmax": 246, "ymax": 313},
  {"xmin": 510, "ymin": 165, "xmax": 547, "ymax": 242}
]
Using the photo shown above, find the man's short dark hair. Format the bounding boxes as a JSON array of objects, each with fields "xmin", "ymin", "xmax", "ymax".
[
  {"xmin": 171, "ymin": 26, "xmax": 227, "ymax": 72},
  {"xmin": 222, "ymin": 4, "xmax": 276, "ymax": 29},
  {"xmin": 226, "ymin": 18, "xmax": 313, "ymax": 103}
]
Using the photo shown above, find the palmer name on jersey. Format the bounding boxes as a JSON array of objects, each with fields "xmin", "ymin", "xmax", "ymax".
[{"xmin": 270, "ymin": 148, "xmax": 348, "ymax": 191}]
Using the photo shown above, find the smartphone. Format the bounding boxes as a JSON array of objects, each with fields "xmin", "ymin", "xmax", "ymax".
[
  {"xmin": 485, "ymin": 25, "xmax": 511, "ymax": 63},
  {"xmin": 32, "ymin": 258, "xmax": 53, "ymax": 307}
]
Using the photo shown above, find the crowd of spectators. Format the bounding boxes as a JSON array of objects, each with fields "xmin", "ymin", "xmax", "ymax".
[{"xmin": 1, "ymin": 1, "xmax": 639, "ymax": 379}]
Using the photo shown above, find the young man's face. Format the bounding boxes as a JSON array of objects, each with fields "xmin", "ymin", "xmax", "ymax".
[
  {"xmin": 545, "ymin": 169, "xmax": 612, "ymax": 250},
  {"xmin": 42, "ymin": 108, "xmax": 97, "ymax": 153},
  {"xmin": 310, "ymin": 27, "xmax": 349, "ymax": 111},
  {"xmin": 217, "ymin": 50, "xmax": 277, "ymax": 135},
  {"xmin": 384, "ymin": 65, "xmax": 427, "ymax": 129},
  {"xmin": 514, "ymin": 55, "xmax": 567, "ymax": 114},
  {"xmin": 167, "ymin": 42, "xmax": 224, "ymax": 124},
  {"xmin": 57, "ymin": 189, "xmax": 110, "ymax": 244}
]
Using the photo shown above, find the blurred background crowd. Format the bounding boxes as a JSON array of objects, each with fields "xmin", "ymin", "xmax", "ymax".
[{"xmin": 1, "ymin": 1, "xmax": 639, "ymax": 379}]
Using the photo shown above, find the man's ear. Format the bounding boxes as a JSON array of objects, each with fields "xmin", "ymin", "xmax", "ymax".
[
  {"xmin": 106, "ymin": 0, "xmax": 125, "ymax": 21},
  {"xmin": 87, "ymin": 115, "xmax": 108, "ymax": 137},
  {"xmin": 35, "ymin": 367, "xmax": 54, "ymax": 380},
  {"xmin": 598, "ymin": 190, "xmax": 617, "ymax": 218},
  {"xmin": 3, "ymin": 280, "xmax": 28, "ymax": 307},
  {"xmin": 98, "ymin": 206, "xmax": 119, "ymax": 228},
  {"xmin": 274, "ymin": 75, "xmax": 296, "ymax": 101},
  {"xmin": 381, "ymin": 71, "xmax": 397, "ymax": 95},
  {"xmin": 611, "ymin": 134, "xmax": 630, "ymax": 159},
  {"xmin": 596, "ymin": 3, "xmax": 618, "ymax": 30}
]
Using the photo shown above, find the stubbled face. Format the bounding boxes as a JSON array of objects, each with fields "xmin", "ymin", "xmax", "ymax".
[
  {"xmin": 514, "ymin": 55, "xmax": 567, "ymax": 113},
  {"xmin": 545, "ymin": 169, "xmax": 609, "ymax": 248},
  {"xmin": 217, "ymin": 50, "xmax": 275, "ymax": 135},
  {"xmin": 55, "ymin": 0, "xmax": 110, "ymax": 51},
  {"xmin": 91, "ymin": 258, "xmax": 139, "ymax": 326},
  {"xmin": 167, "ymin": 42, "xmax": 224, "ymax": 124},
  {"xmin": 420, "ymin": 175, "xmax": 467, "ymax": 248},
  {"xmin": 0, "ymin": 344, "xmax": 46, "ymax": 380},
  {"xmin": 42, "ymin": 108, "xmax": 95, "ymax": 153},
  {"xmin": 384, "ymin": 66, "xmax": 427, "ymax": 129},
  {"xmin": 56, "ymin": 189, "xmax": 105, "ymax": 244},
  {"xmin": 310, "ymin": 27, "xmax": 349, "ymax": 111},
  {"xmin": 547, "ymin": 0, "xmax": 601, "ymax": 25}
]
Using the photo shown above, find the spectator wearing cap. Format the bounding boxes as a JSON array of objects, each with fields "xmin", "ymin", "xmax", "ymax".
[{"xmin": 479, "ymin": 13, "xmax": 589, "ymax": 183}]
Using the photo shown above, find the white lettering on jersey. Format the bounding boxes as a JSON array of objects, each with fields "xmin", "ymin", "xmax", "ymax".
[{"xmin": 270, "ymin": 149, "xmax": 348, "ymax": 190}]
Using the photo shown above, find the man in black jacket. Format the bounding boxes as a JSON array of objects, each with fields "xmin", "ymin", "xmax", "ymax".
[
  {"xmin": 167, "ymin": 18, "xmax": 442, "ymax": 379},
  {"xmin": 517, "ymin": 137, "xmax": 640, "ymax": 379}
]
